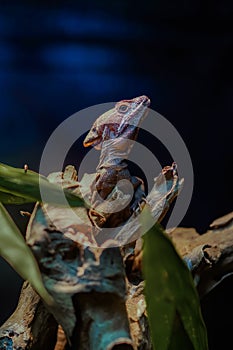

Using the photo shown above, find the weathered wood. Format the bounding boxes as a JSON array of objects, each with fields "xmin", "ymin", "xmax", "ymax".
[
  {"xmin": 0, "ymin": 163, "xmax": 180, "ymax": 350},
  {"xmin": 168, "ymin": 212, "xmax": 233, "ymax": 298},
  {"xmin": 1, "ymin": 162, "xmax": 232, "ymax": 349},
  {"xmin": 0, "ymin": 281, "xmax": 57, "ymax": 349}
]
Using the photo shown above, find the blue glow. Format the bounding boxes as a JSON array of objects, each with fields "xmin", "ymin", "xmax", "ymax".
[
  {"xmin": 0, "ymin": 44, "xmax": 14, "ymax": 64},
  {"xmin": 40, "ymin": 44, "xmax": 127, "ymax": 70},
  {"xmin": 0, "ymin": 7, "xmax": 147, "ymax": 40},
  {"xmin": 54, "ymin": 11, "xmax": 144, "ymax": 39}
]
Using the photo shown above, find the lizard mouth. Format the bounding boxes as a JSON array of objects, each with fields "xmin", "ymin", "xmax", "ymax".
[
  {"xmin": 83, "ymin": 137, "xmax": 102, "ymax": 148},
  {"xmin": 86, "ymin": 138, "xmax": 102, "ymax": 149}
]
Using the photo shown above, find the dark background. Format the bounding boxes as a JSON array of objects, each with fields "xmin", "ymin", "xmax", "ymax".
[{"xmin": 0, "ymin": 1, "xmax": 232, "ymax": 349}]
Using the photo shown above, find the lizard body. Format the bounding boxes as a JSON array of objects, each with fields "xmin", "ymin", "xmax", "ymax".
[{"xmin": 83, "ymin": 95, "xmax": 150, "ymax": 227}]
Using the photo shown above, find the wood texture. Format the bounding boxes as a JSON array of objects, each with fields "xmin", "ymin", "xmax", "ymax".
[{"xmin": 1, "ymin": 164, "xmax": 232, "ymax": 349}]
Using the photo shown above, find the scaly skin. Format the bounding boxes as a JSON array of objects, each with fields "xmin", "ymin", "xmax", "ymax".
[
  {"xmin": 83, "ymin": 95, "xmax": 150, "ymax": 150},
  {"xmin": 83, "ymin": 95, "xmax": 150, "ymax": 227}
]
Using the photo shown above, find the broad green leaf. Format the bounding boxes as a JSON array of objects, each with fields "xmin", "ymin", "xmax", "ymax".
[
  {"xmin": 0, "ymin": 190, "xmax": 32, "ymax": 204},
  {"xmin": 0, "ymin": 202, "xmax": 55, "ymax": 306},
  {"xmin": 142, "ymin": 208, "xmax": 208, "ymax": 350},
  {"xmin": 0, "ymin": 162, "xmax": 87, "ymax": 207},
  {"xmin": 168, "ymin": 312, "xmax": 195, "ymax": 350}
]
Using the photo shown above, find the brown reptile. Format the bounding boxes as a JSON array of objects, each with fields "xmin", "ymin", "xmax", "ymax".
[{"xmin": 83, "ymin": 95, "xmax": 150, "ymax": 227}]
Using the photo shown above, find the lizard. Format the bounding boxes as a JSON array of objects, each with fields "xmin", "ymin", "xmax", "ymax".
[{"xmin": 83, "ymin": 95, "xmax": 150, "ymax": 228}]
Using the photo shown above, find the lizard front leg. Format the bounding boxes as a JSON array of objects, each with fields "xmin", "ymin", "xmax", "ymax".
[
  {"xmin": 130, "ymin": 176, "xmax": 147, "ymax": 215},
  {"xmin": 88, "ymin": 170, "xmax": 112, "ymax": 228}
]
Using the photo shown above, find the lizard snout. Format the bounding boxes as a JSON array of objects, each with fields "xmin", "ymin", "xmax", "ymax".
[{"xmin": 137, "ymin": 95, "xmax": 151, "ymax": 107}]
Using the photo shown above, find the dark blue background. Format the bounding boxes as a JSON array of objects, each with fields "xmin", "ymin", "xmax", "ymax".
[{"xmin": 0, "ymin": 1, "xmax": 232, "ymax": 349}]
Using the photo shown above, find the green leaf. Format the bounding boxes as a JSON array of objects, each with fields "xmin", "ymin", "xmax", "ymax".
[
  {"xmin": 0, "ymin": 202, "xmax": 54, "ymax": 306},
  {"xmin": 0, "ymin": 162, "xmax": 87, "ymax": 207},
  {"xmin": 0, "ymin": 190, "xmax": 33, "ymax": 204},
  {"xmin": 142, "ymin": 208, "xmax": 208, "ymax": 350}
]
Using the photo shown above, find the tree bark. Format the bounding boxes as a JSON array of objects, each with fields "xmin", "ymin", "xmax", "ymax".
[
  {"xmin": 1, "ymin": 164, "xmax": 232, "ymax": 350},
  {"xmin": 168, "ymin": 211, "xmax": 233, "ymax": 298}
]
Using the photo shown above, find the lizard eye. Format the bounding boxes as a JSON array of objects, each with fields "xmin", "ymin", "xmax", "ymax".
[{"xmin": 118, "ymin": 104, "xmax": 129, "ymax": 113}]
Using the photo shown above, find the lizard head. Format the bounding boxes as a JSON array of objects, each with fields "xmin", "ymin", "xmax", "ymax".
[{"xmin": 83, "ymin": 95, "xmax": 150, "ymax": 149}]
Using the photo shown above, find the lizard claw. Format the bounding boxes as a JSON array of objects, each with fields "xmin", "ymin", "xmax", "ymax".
[
  {"xmin": 88, "ymin": 208, "xmax": 106, "ymax": 228},
  {"xmin": 131, "ymin": 197, "xmax": 148, "ymax": 217}
]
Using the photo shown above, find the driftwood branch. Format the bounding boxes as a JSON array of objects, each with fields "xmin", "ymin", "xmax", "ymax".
[
  {"xmin": 0, "ymin": 281, "xmax": 57, "ymax": 349},
  {"xmin": 168, "ymin": 211, "xmax": 233, "ymax": 298},
  {"xmin": 0, "ymin": 164, "xmax": 232, "ymax": 350}
]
